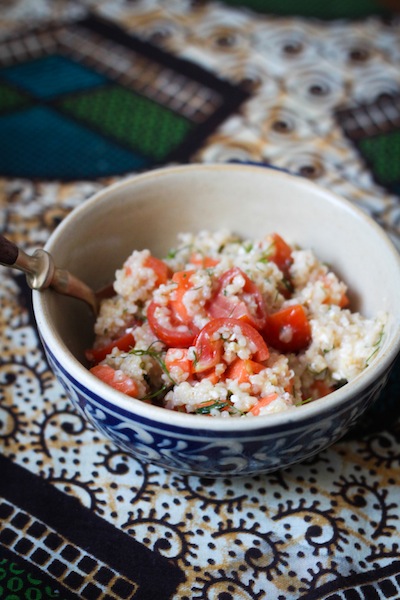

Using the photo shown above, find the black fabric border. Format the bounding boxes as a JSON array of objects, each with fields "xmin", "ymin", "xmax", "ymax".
[
  {"xmin": 0, "ymin": 454, "xmax": 185, "ymax": 599},
  {"xmin": 80, "ymin": 13, "xmax": 244, "ymax": 98},
  {"xmin": 299, "ymin": 559, "xmax": 400, "ymax": 599},
  {"xmin": 334, "ymin": 94, "xmax": 400, "ymax": 195},
  {"xmin": 78, "ymin": 13, "xmax": 251, "ymax": 166}
]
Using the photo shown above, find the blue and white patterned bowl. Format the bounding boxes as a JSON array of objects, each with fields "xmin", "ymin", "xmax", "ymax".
[{"xmin": 33, "ymin": 164, "xmax": 400, "ymax": 476}]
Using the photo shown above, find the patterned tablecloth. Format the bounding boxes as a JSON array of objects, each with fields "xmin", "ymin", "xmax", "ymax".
[{"xmin": 1, "ymin": 2, "xmax": 400, "ymax": 599}]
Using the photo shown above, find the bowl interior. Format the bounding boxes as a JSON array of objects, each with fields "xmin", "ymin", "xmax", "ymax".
[{"xmin": 36, "ymin": 164, "xmax": 400, "ymax": 404}]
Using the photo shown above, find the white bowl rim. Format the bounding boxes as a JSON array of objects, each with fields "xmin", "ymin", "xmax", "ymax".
[{"xmin": 33, "ymin": 162, "xmax": 400, "ymax": 433}]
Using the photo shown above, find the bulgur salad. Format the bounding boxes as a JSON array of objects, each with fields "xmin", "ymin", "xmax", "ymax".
[{"xmin": 86, "ymin": 230, "xmax": 386, "ymax": 418}]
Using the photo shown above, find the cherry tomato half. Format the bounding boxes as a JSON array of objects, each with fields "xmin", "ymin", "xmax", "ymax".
[
  {"xmin": 170, "ymin": 270, "xmax": 196, "ymax": 325},
  {"xmin": 269, "ymin": 233, "xmax": 293, "ymax": 278},
  {"xmin": 206, "ymin": 267, "xmax": 267, "ymax": 331},
  {"xmin": 90, "ymin": 364, "xmax": 139, "ymax": 397},
  {"xmin": 194, "ymin": 317, "xmax": 269, "ymax": 373},
  {"xmin": 85, "ymin": 325, "xmax": 137, "ymax": 365},
  {"xmin": 147, "ymin": 300, "xmax": 199, "ymax": 348},
  {"xmin": 264, "ymin": 304, "xmax": 311, "ymax": 353},
  {"xmin": 144, "ymin": 255, "xmax": 171, "ymax": 287}
]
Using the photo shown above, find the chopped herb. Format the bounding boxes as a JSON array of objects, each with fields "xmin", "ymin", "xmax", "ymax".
[
  {"xmin": 366, "ymin": 347, "xmax": 379, "ymax": 364},
  {"xmin": 296, "ymin": 396, "xmax": 313, "ymax": 406},
  {"xmin": 258, "ymin": 242, "xmax": 274, "ymax": 262},
  {"xmin": 166, "ymin": 249, "xmax": 177, "ymax": 259},
  {"xmin": 195, "ymin": 400, "xmax": 231, "ymax": 414},
  {"xmin": 366, "ymin": 326, "xmax": 384, "ymax": 365},
  {"xmin": 129, "ymin": 343, "xmax": 176, "ymax": 384},
  {"xmin": 166, "ymin": 243, "xmax": 193, "ymax": 260},
  {"xmin": 281, "ymin": 277, "xmax": 294, "ymax": 293},
  {"xmin": 141, "ymin": 384, "xmax": 172, "ymax": 402}
]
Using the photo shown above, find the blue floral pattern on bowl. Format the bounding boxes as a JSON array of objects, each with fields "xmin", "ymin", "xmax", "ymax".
[{"xmin": 42, "ymin": 339, "xmax": 390, "ymax": 477}]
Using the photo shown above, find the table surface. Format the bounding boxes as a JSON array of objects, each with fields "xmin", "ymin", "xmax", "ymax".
[{"xmin": 1, "ymin": 2, "xmax": 400, "ymax": 599}]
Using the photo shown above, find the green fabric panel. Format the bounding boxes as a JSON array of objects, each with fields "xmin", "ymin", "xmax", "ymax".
[
  {"xmin": 59, "ymin": 85, "xmax": 193, "ymax": 161},
  {"xmin": 222, "ymin": 0, "xmax": 389, "ymax": 19},
  {"xmin": 0, "ymin": 557, "xmax": 64, "ymax": 600},
  {"xmin": 359, "ymin": 130, "xmax": 400, "ymax": 185}
]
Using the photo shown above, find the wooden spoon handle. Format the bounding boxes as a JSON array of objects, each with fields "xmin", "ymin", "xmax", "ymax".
[{"xmin": 0, "ymin": 234, "xmax": 19, "ymax": 266}]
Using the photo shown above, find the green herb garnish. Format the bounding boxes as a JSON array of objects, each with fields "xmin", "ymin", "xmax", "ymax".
[
  {"xmin": 295, "ymin": 396, "xmax": 313, "ymax": 406},
  {"xmin": 366, "ymin": 326, "xmax": 385, "ymax": 365},
  {"xmin": 166, "ymin": 243, "xmax": 193, "ymax": 260},
  {"xmin": 195, "ymin": 400, "xmax": 231, "ymax": 414},
  {"xmin": 141, "ymin": 384, "xmax": 173, "ymax": 402},
  {"xmin": 129, "ymin": 343, "xmax": 177, "ymax": 385}
]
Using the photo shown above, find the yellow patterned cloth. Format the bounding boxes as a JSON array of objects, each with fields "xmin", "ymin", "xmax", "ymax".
[{"xmin": 1, "ymin": 2, "xmax": 400, "ymax": 599}]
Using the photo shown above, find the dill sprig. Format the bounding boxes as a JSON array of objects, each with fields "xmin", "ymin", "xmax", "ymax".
[
  {"xmin": 141, "ymin": 384, "xmax": 173, "ymax": 402},
  {"xmin": 166, "ymin": 243, "xmax": 193, "ymax": 260},
  {"xmin": 366, "ymin": 326, "xmax": 385, "ymax": 365},
  {"xmin": 129, "ymin": 342, "xmax": 177, "ymax": 385},
  {"xmin": 195, "ymin": 400, "xmax": 231, "ymax": 414},
  {"xmin": 295, "ymin": 396, "xmax": 313, "ymax": 406}
]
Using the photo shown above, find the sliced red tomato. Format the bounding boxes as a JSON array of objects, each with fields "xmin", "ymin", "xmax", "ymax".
[
  {"xmin": 85, "ymin": 325, "xmax": 137, "ymax": 365},
  {"xmin": 250, "ymin": 393, "xmax": 279, "ymax": 416},
  {"xmin": 263, "ymin": 304, "xmax": 311, "ymax": 353},
  {"xmin": 206, "ymin": 267, "xmax": 267, "ymax": 331},
  {"xmin": 323, "ymin": 290, "xmax": 350, "ymax": 308},
  {"xmin": 224, "ymin": 358, "xmax": 265, "ymax": 383},
  {"xmin": 172, "ymin": 270, "xmax": 195, "ymax": 285},
  {"xmin": 193, "ymin": 325, "xmax": 224, "ymax": 374},
  {"xmin": 144, "ymin": 255, "xmax": 171, "ymax": 287},
  {"xmin": 165, "ymin": 347, "xmax": 193, "ymax": 377},
  {"xmin": 170, "ymin": 270, "xmax": 195, "ymax": 325},
  {"xmin": 194, "ymin": 317, "xmax": 269, "ymax": 373},
  {"xmin": 147, "ymin": 300, "xmax": 199, "ymax": 348},
  {"xmin": 196, "ymin": 367, "xmax": 220, "ymax": 385},
  {"xmin": 338, "ymin": 293, "xmax": 349, "ymax": 308},
  {"xmin": 309, "ymin": 380, "xmax": 335, "ymax": 400},
  {"xmin": 90, "ymin": 364, "xmax": 139, "ymax": 397},
  {"xmin": 269, "ymin": 233, "xmax": 293, "ymax": 278}
]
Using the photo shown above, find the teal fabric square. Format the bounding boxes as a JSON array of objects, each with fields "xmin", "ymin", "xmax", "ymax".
[
  {"xmin": 0, "ymin": 105, "xmax": 148, "ymax": 179},
  {"xmin": 0, "ymin": 55, "xmax": 109, "ymax": 100}
]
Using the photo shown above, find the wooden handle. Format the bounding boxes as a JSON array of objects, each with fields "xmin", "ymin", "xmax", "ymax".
[{"xmin": 0, "ymin": 234, "xmax": 19, "ymax": 266}]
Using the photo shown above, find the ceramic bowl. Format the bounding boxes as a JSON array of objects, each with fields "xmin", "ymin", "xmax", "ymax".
[{"xmin": 32, "ymin": 164, "xmax": 400, "ymax": 476}]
